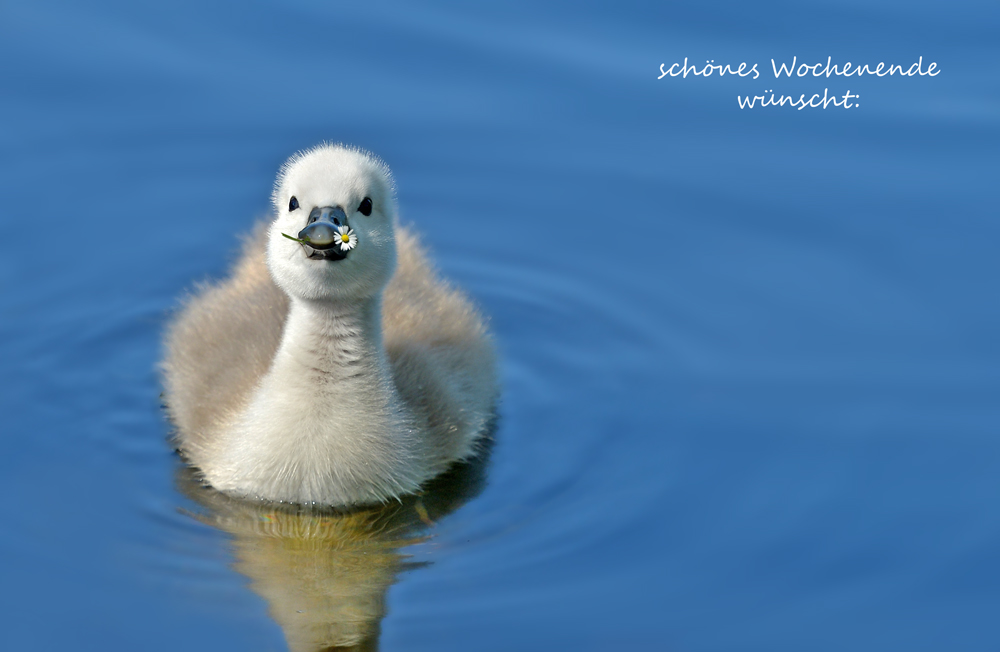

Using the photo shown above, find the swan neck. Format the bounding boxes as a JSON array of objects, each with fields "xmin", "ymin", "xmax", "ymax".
[{"xmin": 279, "ymin": 296, "xmax": 387, "ymax": 373}]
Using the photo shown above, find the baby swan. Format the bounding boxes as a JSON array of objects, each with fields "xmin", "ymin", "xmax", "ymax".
[{"xmin": 163, "ymin": 144, "xmax": 497, "ymax": 506}]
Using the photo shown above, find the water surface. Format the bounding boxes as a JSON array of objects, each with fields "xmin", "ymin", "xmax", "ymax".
[{"xmin": 1, "ymin": 1, "xmax": 999, "ymax": 650}]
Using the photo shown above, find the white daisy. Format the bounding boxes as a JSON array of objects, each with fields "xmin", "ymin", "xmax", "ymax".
[{"xmin": 335, "ymin": 225, "xmax": 357, "ymax": 252}]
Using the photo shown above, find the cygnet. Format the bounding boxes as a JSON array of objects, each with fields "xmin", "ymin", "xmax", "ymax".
[{"xmin": 162, "ymin": 144, "xmax": 497, "ymax": 506}]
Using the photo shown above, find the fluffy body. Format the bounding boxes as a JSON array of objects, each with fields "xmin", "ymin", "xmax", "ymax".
[{"xmin": 162, "ymin": 145, "xmax": 497, "ymax": 506}]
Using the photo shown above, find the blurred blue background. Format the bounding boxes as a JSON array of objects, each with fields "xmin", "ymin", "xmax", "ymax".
[{"xmin": 1, "ymin": 0, "xmax": 998, "ymax": 650}]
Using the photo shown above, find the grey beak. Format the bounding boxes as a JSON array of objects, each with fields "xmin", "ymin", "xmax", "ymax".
[{"xmin": 297, "ymin": 206, "xmax": 351, "ymax": 260}]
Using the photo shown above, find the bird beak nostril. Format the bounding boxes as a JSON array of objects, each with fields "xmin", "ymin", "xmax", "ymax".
[{"xmin": 306, "ymin": 205, "xmax": 348, "ymax": 229}]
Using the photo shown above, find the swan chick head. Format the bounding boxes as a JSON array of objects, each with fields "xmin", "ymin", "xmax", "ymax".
[{"xmin": 268, "ymin": 144, "xmax": 397, "ymax": 302}]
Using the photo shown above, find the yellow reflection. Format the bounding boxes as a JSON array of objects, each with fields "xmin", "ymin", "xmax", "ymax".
[{"xmin": 176, "ymin": 438, "xmax": 492, "ymax": 652}]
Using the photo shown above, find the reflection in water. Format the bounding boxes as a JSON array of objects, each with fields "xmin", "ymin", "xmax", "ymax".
[{"xmin": 175, "ymin": 431, "xmax": 494, "ymax": 652}]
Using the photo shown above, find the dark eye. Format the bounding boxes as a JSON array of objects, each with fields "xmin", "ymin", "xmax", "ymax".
[
  {"xmin": 358, "ymin": 197, "xmax": 372, "ymax": 216},
  {"xmin": 288, "ymin": 196, "xmax": 299, "ymax": 211}
]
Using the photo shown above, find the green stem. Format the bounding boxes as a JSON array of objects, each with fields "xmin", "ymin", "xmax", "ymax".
[{"xmin": 281, "ymin": 232, "xmax": 312, "ymax": 245}]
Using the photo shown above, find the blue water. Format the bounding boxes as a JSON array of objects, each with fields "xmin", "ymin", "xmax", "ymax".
[{"xmin": 2, "ymin": 1, "xmax": 999, "ymax": 650}]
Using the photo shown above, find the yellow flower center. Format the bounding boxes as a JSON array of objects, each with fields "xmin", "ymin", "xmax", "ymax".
[{"xmin": 341, "ymin": 233, "xmax": 351, "ymax": 243}]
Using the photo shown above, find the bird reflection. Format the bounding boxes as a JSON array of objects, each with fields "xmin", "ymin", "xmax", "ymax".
[{"xmin": 175, "ymin": 434, "xmax": 493, "ymax": 652}]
